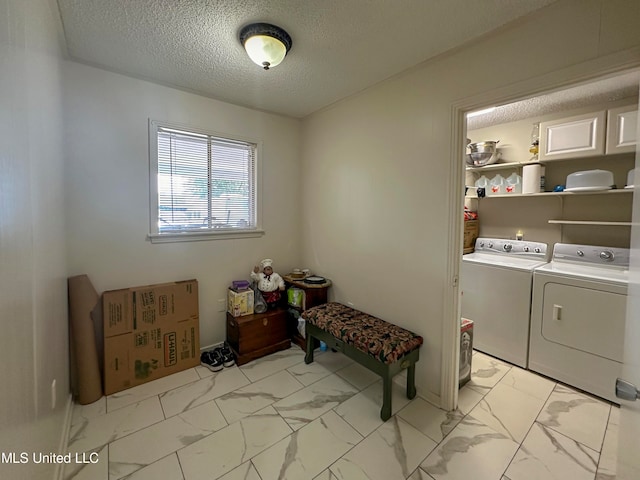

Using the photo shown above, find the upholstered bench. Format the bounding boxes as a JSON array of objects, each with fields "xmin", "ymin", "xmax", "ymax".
[{"xmin": 302, "ymin": 302, "xmax": 423, "ymax": 421}]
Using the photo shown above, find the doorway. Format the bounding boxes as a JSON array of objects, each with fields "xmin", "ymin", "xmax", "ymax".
[{"xmin": 441, "ymin": 63, "xmax": 640, "ymax": 413}]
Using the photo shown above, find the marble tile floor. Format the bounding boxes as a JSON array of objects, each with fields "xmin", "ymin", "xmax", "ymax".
[{"xmin": 63, "ymin": 347, "xmax": 619, "ymax": 480}]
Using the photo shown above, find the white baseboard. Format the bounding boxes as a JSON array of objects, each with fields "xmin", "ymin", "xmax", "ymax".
[
  {"xmin": 417, "ymin": 389, "xmax": 442, "ymax": 410},
  {"xmin": 53, "ymin": 394, "xmax": 74, "ymax": 480},
  {"xmin": 201, "ymin": 341, "xmax": 225, "ymax": 351}
]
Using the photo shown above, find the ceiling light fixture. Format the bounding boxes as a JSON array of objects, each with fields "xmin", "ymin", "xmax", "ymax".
[{"xmin": 239, "ymin": 23, "xmax": 292, "ymax": 70}]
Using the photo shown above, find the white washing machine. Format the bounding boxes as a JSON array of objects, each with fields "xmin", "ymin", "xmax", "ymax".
[
  {"xmin": 529, "ymin": 243, "xmax": 629, "ymax": 403},
  {"xmin": 461, "ymin": 238, "xmax": 548, "ymax": 368}
]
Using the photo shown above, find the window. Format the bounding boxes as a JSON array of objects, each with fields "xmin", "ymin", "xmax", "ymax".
[{"xmin": 148, "ymin": 120, "xmax": 262, "ymax": 242}]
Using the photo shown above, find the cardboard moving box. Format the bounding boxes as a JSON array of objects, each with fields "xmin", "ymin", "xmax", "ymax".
[{"xmin": 103, "ymin": 279, "xmax": 200, "ymax": 395}]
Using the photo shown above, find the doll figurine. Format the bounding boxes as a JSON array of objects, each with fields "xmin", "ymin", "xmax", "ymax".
[{"xmin": 250, "ymin": 258, "xmax": 285, "ymax": 307}]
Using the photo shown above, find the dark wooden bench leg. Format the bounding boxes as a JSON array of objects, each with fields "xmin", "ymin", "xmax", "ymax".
[
  {"xmin": 406, "ymin": 362, "xmax": 417, "ymax": 399},
  {"xmin": 304, "ymin": 328, "xmax": 314, "ymax": 364},
  {"xmin": 381, "ymin": 367, "xmax": 392, "ymax": 421},
  {"xmin": 305, "ymin": 317, "xmax": 421, "ymax": 421}
]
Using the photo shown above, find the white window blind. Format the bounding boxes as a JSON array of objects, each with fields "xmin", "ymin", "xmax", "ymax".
[{"xmin": 152, "ymin": 124, "xmax": 258, "ymax": 237}]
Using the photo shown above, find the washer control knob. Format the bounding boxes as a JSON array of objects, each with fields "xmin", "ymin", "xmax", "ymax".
[
  {"xmin": 600, "ymin": 250, "xmax": 614, "ymax": 262},
  {"xmin": 503, "ymin": 243, "xmax": 512, "ymax": 252},
  {"xmin": 534, "ymin": 247, "xmax": 541, "ymax": 253},
  {"xmin": 577, "ymin": 250, "xmax": 584, "ymax": 257},
  {"xmin": 488, "ymin": 242, "xmax": 494, "ymax": 249},
  {"xmin": 479, "ymin": 241, "xmax": 485, "ymax": 248},
  {"xmin": 523, "ymin": 246, "xmax": 530, "ymax": 252}
]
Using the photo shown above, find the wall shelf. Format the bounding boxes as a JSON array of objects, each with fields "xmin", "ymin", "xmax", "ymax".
[
  {"xmin": 548, "ymin": 220, "xmax": 632, "ymax": 226},
  {"xmin": 465, "ymin": 162, "xmax": 521, "ymax": 172},
  {"xmin": 465, "ymin": 155, "xmax": 632, "ymax": 172},
  {"xmin": 480, "ymin": 189, "xmax": 633, "ymax": 199}
]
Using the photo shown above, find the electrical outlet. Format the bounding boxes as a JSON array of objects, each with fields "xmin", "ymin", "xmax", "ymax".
[
  {"xmin": 51, "ymin": 379, "xmax": 56, "ymax": 410},
  {"xmin": 217, "ymin": 299, "xmax": 226, "ymax": 312}
]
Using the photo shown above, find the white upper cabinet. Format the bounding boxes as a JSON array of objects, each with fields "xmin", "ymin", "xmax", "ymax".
[
  {"xmin": 539, "ymin": 111, "xmax": 606, "ymax": 161},
  {"xmin": 606, "ymin": 105, "xmax": 638, "ymax": 155}
]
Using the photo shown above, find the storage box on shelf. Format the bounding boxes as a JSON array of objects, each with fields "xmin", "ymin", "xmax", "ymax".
[{"xmin": 227, "ymin": 287, "xmax": 254, "ymax": 317}]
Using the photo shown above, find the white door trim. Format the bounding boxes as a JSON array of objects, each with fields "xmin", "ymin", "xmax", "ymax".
[{"xmin": 441, "ymin": 46, "xmax": 640, "ymax": 411}]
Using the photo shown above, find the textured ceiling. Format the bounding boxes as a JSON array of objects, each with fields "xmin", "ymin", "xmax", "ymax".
[
  {"xmin": 468, "ymin": 70, "xmax": 640, "ymax": 130},
  {"xmin": 56, "ymin": 0, "xmax": 558, "ymax": 118}
]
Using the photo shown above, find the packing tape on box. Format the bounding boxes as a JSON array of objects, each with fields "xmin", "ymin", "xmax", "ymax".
[{"xmin": 68, "ymin": 275, "xmax": 103, "ymax": 404}]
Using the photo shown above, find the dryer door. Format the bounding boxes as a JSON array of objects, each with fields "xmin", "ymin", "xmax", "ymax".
[{"xmin": 541, "ymin": 281, "xmax": 626, "ymax": 362}]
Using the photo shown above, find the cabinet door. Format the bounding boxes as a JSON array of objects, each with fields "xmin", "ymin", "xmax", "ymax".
[
  {"xmin": 539, "ymin": 111, "xmax": 606, "ymax": 160},
  {"xmin": 606, "ymin": 105, "xmax": 638, "ymax": 154}
]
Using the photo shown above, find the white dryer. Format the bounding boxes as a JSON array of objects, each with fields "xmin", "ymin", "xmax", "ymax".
[
  {"xmin": 529, "ymin": 243, "xmax": 629, "ymax": 403},
  {"xmin": 461, "ymin": 238, "xmax": 548, "ymax": 368}
]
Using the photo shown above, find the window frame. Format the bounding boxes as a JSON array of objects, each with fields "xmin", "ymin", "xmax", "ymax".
[{"xmin": 147, "ymin": 119, "xmax": 264, "ymax": 243}]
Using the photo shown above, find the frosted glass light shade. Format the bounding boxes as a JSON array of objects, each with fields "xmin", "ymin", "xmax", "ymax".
[
  {"xmin": 244, "ymin": 35, "xmax": 287, "ymax": 69},
  {"xmin": 239, "ymin": 23, "xmax": 292, "ymax": 70}
]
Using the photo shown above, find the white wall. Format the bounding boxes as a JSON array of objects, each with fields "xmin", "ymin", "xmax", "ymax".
[
  {"xmin": 300, "ymin": 0, "xmax": 640, "ymax": 402},
  {"xmin": 0, "ymin": 0, "xmax": 69, "ymax": 478},
  {"xmin": 63, "ymin": 62, "xmax": 302, "ymax": 349}
]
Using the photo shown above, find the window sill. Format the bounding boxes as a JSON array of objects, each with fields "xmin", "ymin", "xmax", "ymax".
[{"xmin": 147, "ymin": 229, "xmax": 265, "ymax": 243}]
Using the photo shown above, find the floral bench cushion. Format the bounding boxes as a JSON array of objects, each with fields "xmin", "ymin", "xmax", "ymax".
[{"xmin": 302, "ymin": 302, "xmax": 423, "ymax": 365}]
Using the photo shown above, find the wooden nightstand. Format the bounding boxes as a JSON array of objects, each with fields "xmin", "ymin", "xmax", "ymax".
[{"xmin": 283, "ymin": 275, "xmax": 332, "ymax": 349}]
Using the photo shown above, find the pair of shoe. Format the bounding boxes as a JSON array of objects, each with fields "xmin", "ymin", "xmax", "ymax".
[{"xmin": 200, "ymin": 343, "xmax": 235, "ymax": 372}]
